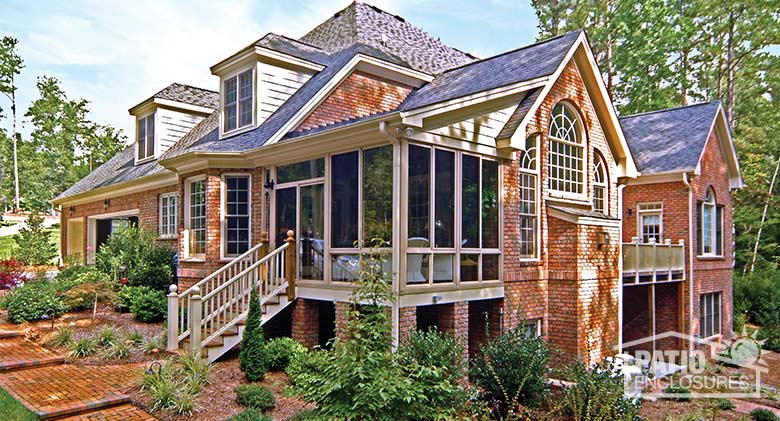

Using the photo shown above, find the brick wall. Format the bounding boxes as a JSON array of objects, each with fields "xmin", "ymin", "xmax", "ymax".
[
  {"xmin": 291, "ymin": 298, "xmax": 320, "ymax": 349},
  {"xmin": 296, "ymin": 71, "xmax": 412, "ymax": 132}
]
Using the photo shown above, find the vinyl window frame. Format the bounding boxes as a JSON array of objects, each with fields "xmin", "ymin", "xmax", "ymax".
[
  {"xmin": 158, "ymin": 192, "xmax": 179, "ymax": 240},
  {"xmin": 136, "ymin": 112, "xmax": 156, "ymax": 163},
  {"xmin": 637, "ymin": 202, "xmax": 663, "ymax": 243},
  {"xmin": 547, "ymin": 102, "xmax": 586, "ymax": 200},
  {"xmin": 221, "ymin": 173, "xmax": 252, "ymax": 259},
  {"xmin": 699, "ymin": 292, "xmax": 722, "ymax": 338},
  {"xmin": 517, "ymin": 135, "xmax": 540, "ymax": 261},
  {"xmin": 183, "ymin": 175, "xmax": 207, "ymax": 260},
  {"xmin": 221, "ymin": 66, "xmax": 255, "ymax": 137}
]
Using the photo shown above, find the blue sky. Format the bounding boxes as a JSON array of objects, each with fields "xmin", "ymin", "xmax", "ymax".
[{"xmin": 0, "ymin": 0, "xmax": 539, "ymax": 140}]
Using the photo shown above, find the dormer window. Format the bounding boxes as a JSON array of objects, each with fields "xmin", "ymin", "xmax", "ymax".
[
  {"xmin": 137, "ymin": 113, "xmax": 155, "ymax": 162},
  {"xmin": 223, "ymin": 69, "xmax": 254, "ymax": 133}
]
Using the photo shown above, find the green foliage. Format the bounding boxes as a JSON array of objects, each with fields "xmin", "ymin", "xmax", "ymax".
[
  {"xmin": 263, "ymin": 337, "xmax": 307, "ymax": 371},
  {"xmin": 140, "ymin": 354, "xmax": 209, "ymax": 416},
  {"xmin": 97, "ymin": 326, "xmax": 119, "ymax": 347},
  {"xmin": 68, "ymin": 336, "xmax": 97, "ymax": 358},
  {"xmin": 144, "ymin": 334, "xmax": 165, "ymax": 354},
  {"xmin": 13, "ymin": 213, "xmax": 56, "ymax": 265},
  {"xmin": 663, "ymin": 384, "xmax": 692, "ymax": 402},
  {"xmin": 287, "ymin": 244, "xmax": 468, "ymax": 420},
  {"xmin": 470, "ymin": 328, "xmax": 550, "ymax": 412},
  {"xmin": 286, "ymin": 409, "xmax": 319, "ymax": 421},
  {"xmin": 234, "ymin": 384, "xmax": 275, "ymax": 410},
  {"xmin": 758, "ymin": 325, "xmax": 780, "ymax": 352},
  {"xmin": 734, "ymin": 271, "xmax": 780, "ymax": 326},
  {"xmin": 751, "ymin": 408, "xmax": 780, "ymax": 421},
  {"xmin": 397, "ymin": 327, "xmax": 467, "ymax": 381},
  {"xmin": 0, "ymin": 384, "xmax": 37, "ymax": 421},
  {"xmin": 49, "ymin": 326, "xmax": 73, "ymax": 347},
  {"xmin": 122, "ymin": 286, "xmax": 166, "ymax": 322},
  {"xmin": 227, "ymin": 409, "xmax": 272, "ymax": 421},
  {"xmin": 239, "ymin": 288, "xmax": 267, "ymax": 382},
  {"xmin": 179, "ymin": 352, "xmax": 211, "ymax": 393},
  {"xmin": 558, "ymin": 360, "xmax": 641, "ymax": 421},
  {"xmin": 104, "ymin": 341, "xmax": 130, "ymax": 360},
  {"xmin": 714, "ymin": 398, "xmax": 735, "ymax": 410},
  {"xmin": 95, "ymin": 227, "xmax": 175, "ymax": 291},
  {"xmin": 4, "ymin": 280, "xmax": 66, "ymax": 323},
  {"xmin": 126, "ymin": 330, "xmax": 144, "ymax": 346}
]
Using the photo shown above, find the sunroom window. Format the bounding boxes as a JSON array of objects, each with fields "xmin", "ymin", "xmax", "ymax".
[
  {"xmin": 223, "ymin": 69, "xmax": 253, "ymax": 133},
  {"xmin": 224, "ymin": 175, "xmax": 251, "ymax": 257},
  {"xmin": 548, "ymin": 103, "xmax": 584, "ymax": 195},
  {"xmin": 137, "ymin": 114, "xmax": 155, "ymax": 161},
  {"xmin": 406, "ymin": 144, "xmax": 500, "ymax": 285}
]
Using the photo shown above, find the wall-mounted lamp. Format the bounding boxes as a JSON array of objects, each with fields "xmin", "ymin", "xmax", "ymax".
[
  {"xmin": 596, "ymin": 231, "xmax": 610, "ymax": 249},
  {"xmin": 103, "ymin": 198, "xmax": 110, "ymax": 210},
  {"xmin": 431, "ymin": 295, "xmax": 442, "ymax": 304},
  {"xmin": 626, "ymin": 208, "xmax": 632, "ymax": 217},
  {"xmin": 69, "ymin": 206, "xmax": 76, "ymax": 214},
  {"xmin": 264, "ymin": 178, "xmax": 275, "ymax": 192}
]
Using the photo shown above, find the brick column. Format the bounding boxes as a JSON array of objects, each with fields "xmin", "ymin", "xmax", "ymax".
[
  {"xmin": 334, "ymin": 301, "xmax": 352, "ymax": 342},
  {"xmin": 291, "ymin": 298, "xmax": 319, "ymax": 349},
  {"xmin": 438, "ymin": 301, "xmax": 469, "ymax": 360},
  {"xmin": 398, "ymin": 306, "xmax": 417, "ymax": 344}
]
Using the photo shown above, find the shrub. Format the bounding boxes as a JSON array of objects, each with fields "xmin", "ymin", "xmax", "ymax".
[
  {"xmin": 68, "ymin": 336, "xmax": 98, "ymax": 358},
  {"xmin": 4, "ymin": 281, "xmax": 66, "ymax": 323},
  {"xmin": 126, "ymin": 330, "xmax": 145, "ymax": 346},
  {"xmin": 234, "ymin": 384, "xmax": 275, "ymax": 410},
  {"xmin": 470, "ymin": 328, "xmax": 550, "ymax": 411},
  {"xmin": 13, "ymin": 213, "xmax": 57, "ymax": 266},
  {"xmin": 0, "ymin": 259, "xmax": 28, "ymax": 289},
  {"xmin": 94, "ymin": 227, "xmax": 175, "ymax": 291},
  {"xmin": 714, "ymin": 398, "xmax": 735, "ymax": 410},
  {"xmin": 264, "ymin": 337, "xmax": 307, "ymax": 371},
  {"xmin": 49, "ymin": 326, "xmax": 74, "ymax": 347},
  {"xmin": 228, "ymin": 409, "xmax": 272, "ymax": 421},
  {"xmin": 398, "ymin": 327, "xmax": 466, "ymax": 380},
  {"xmin": 97, "ymin": 326, "xmax": 119, "ymax": 347},
  {"xmin": 663, "ymin": 384, "xmax": 691, "ymax": 402},
  {"xmin": 239, "ymin": 289, "xmax": 267, "ymax": 382},
  {"xmin": 144, "ymin": 335, "xmax": 165, "ymax": 354},
  {"xmin": 559, "ymin": 360, "xmax": 641, "ymax": 421},
  {"xmin": 128, "ymin": 288, "xmax": 167, "ymax": 322},
  {"xmin": 104, "ymin": 341, "xmax": 131, "ymax": 360},
  {"xmin": 734, "ymin": 271, "xmax": 780, "ymax": 326},
  {"xmin": 759, "ymin": 325, "xmax": 780, "ymax": 352},
  {"xmin": 751, "ymin": 408, "xmax": 780, "ymax": 421},
  {"xmin": 179, "ymin": 352, "xmax": 211, "ymax": 393},
  {"xmin": 141, "ymin": 354, "xmax": 207, "ymax": 416}
]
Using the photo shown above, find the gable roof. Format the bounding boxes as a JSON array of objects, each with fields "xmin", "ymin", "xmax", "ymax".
[
  {"xmin": 149, "ymin": 83, "xmax": 219, "ymax": 109},
  {"xmin": 254, "ymin": 33, "xmax": 331, "ymax": 66},
  {"xmin": 300, "ymin": 2, "xmax": 475, "ymax": 75},
  {"xmin": 620, "ymin": 101, "xmax": 721, "ymax": 175}
]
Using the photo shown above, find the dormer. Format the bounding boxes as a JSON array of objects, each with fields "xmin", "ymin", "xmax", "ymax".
[
  {"xmin": 210, "ymin": 33, "xmax": 326, "ymax": 139},
  {"xmin": 128, "ymin": 83, "xmax": 218, "ymax": 165}
]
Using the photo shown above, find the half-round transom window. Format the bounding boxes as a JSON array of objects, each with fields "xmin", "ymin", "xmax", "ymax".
[{"xmin": 548, "ymin": 103, "xmax": 584, "ymax": 194}]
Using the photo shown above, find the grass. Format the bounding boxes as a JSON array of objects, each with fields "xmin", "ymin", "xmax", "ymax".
[
  {"xmin": 0, "ymin": 227, "xmax": 60, "ymax": 262},
  {"xmin": 0, "ymin": 386, "xmax": 37, "ymax": 421}
]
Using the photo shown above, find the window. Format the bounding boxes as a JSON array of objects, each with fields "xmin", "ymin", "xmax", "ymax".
[
  {"xmin": 700, "ymin": 292, "xmax": 721, "ymax": 338},
  {"xmin": 518, "ymin": 136, "xmax": 538, "ymax": 259},
  {"xmin": 159, "ymin": 193, "xmax": 178, "ymax": 239},
  {"xmin": 277, "ymin": 159, "xmax": 325, "ymax": 184},
  {"xmin": 185, "ymin": 177, "xmax": 207, "ymax": 257},
  {"xmin": 363, "ymin": 146, "xmax": 393, "ymax": 244},
  {"xmin": 593, "ymin": 153, "xmax": 607, "ymax": 214},
  {"xmin": 224, "ymin": 175, "xmax": 251, "ymax": 256},
  {"xmin": 137, "ymin": 114, "xmax": 155, "ymax": 161},
  {"xmin": 520, "ymin": 318, "xmax": 542, "ymax": 338},
  {"xmin": 697, "ymin": 188, "xmax": 724, "ymax": 256},
  {"xmin": 406, "ymin": 144, "xmax": 500, "ymax": 285},
  {"xmin": 548, "ymin": 103, "xmax": 584, "ymax": 195},
  {"xmin": 638, "ymin": 203, "xmax": 662, "ymax": 243},
  {"xmin": 331, "ymin": 151, "xmax": 359, "ymax": 249},
  {"xmin": 223, "ymin": 69, "xmax": 253, "ymax": 132}
]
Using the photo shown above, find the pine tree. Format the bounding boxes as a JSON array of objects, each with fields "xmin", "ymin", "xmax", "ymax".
[{"xmin": 238, "ymin": 288, "xmax": 267, "ymax": 382}]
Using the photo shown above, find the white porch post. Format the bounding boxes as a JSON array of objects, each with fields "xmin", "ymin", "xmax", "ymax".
[
  {"xmin": 189, "ymin": 286, "xmax": 202, "ymax": 356},
  {"xmin": 166, "ymin": 284, "xmax": 179, "ymax": 352}
]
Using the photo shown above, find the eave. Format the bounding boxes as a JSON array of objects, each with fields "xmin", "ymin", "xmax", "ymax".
[{"xmin": 52, "ymin": 172, "xmax": 178, "ymax": 207}]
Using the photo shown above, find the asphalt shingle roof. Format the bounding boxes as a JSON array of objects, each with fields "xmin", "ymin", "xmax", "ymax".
[
  {"xmin": 254, "ymin": 33, "xmax": 332, "ymax": 66},
  {"xmin": 152, "ymin": 83, "xmax": 219, "ymax": 109},
  {"xmin": 620, "ymin": 101, "xmax": 721, "ymax": 175},
  {"xmin": 497, "ymin": 88, "xmax": 542, "ymax": 140},
  {"xmin": 300, "ymin": 2, "xmax": 475, "ymax": 75}
]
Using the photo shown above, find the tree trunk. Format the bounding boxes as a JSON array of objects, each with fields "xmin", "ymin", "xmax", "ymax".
[
  {"xmin": 605, "ymin": 0, "xmax": 614, "ymax": 101},
  {"xmin": 11, "ymin": 74, "xmax": 19, "ymax": 213},
  {"xmin": 726, "ymin": 10, "xmax": 735, "ymax": 125},
  {"xmin": 749, "ymin": 155, "xmax": 780, "ymax": 274}
]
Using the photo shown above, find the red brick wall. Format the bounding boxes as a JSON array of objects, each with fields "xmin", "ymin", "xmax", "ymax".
[
  {"xmin": 398, "ymin": 306, "xmax": 417, "ymax": 343},
  {"xmin": 291, "ymin": 298, "xmax": 320, "ymax": 349},
  {"xmin": 296, "ymin": 71, "xmax": 412, "ymax": 132}
]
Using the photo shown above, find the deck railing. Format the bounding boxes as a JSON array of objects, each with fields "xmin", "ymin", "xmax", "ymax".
[{"xmin": 622, "ymin": 238, "xmax": 685, "ymax": 284}]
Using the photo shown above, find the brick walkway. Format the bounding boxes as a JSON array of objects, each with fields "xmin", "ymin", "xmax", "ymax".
[{"xmin": 0, "ymin": 322, "xmax": 157, "ymax": 420}]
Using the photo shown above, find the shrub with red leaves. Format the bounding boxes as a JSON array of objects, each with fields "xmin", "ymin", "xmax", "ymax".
[{"xmin": 0, "ymin": 259, "xmax": 28, "ymax": 290}]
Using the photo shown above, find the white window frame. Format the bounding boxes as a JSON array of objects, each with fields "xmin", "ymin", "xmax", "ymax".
[
  {"xmin": 520, "ymin": 318, "xmax": 542, "ymax": 338},
  {"xmin": 637, "ymin": 202, "xmax": 663, "ymax": 243},
  {"xmin": 518, "ymin": 135, "xmax": 540, "ymax": 261},
  {"xmin": 593, "ymin": 152, "xmax": 607, "ymax": 214},
  {"xmin": 221, "ymin": 66, "xmax": 255, "ymax": 137},
  {"xmin": 700, "ymin": 188, "xmax": 722, "ymax": 257},
  {"xmin": 221, "ymin": 173, "xmax": 252, "ymax": 259},
  {"xmin": 699, "ymin": 292, "xmax": 722, "ymax": 338},
  {"xmin": 136, "ymin": 112, "xmax": 156, "ymax": 163},
  {"xmin": 547, "ymin": 102, "xmax": 586, "ymax": 200},
  {"xmin": 183, "ymin": 175, "xmax": 207, "ymax": 260},
  {"xmin": 158, "ymin": 192, "xmax": 178, "ymax": 240}
]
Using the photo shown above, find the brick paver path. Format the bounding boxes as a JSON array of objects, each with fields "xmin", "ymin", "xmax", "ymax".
[
  {"xmin": 56, "ymin": 404, "xmax": 156, "ymax": 421},
  {"xmin": 0, "ymin": 363, "xmax": 146, "ymax": 419},
  {"xmin": 0, "ymin": 321, "xmax": 23, "ymax": 338},
  {"xmin": 0, "ymin": 336, "xmax": 65, "ymax": 372}
]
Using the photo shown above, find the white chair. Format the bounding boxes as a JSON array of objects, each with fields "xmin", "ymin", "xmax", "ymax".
[{"xmin": 406, "ymin": 237, "xmax": 429, "ymax": 284}]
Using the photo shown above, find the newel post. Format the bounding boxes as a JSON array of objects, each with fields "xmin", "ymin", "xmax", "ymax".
[
  {"xmin": 285, "ymin": 230, "xmax": 296, "ymax": 300},
  {"xmin": 166, "ymin": 284, "xmax": 179, "ymax": 352},
  {"xmin": 259, "ymin": 232, "xmax": 270, "ymax": 293},
  {"xmin": 189, "ymin": 286, "xmax": 202, "ymax": 356}
]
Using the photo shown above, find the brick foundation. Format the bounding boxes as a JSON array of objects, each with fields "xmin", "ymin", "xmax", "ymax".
[{"xmin": 291, "ymin": 298, "xmax": 320, "ymax": 349}]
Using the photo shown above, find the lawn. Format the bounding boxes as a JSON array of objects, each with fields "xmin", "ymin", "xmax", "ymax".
[
  {"xmin": 0, "ymin": 227, "xmax": 60, "ymax": 261},
  {"xmin": 0, "ymin": 386, "xmax": 36, "ymax": 421}
]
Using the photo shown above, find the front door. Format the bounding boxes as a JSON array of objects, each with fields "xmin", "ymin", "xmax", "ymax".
[{"xmin": 275, "ymin": 183, "xmax": 324, "ymax": 281}]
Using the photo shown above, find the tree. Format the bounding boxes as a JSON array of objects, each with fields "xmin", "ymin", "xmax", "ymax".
[
  {"xmin": 238, "ymin": 287, "xmax": 267, "ymax": 382},
  {"xmin": 0, "ymin": 37, "xmax": 24, "ymax": 212},
  {"xmin": 13, "ymin": 212, "xmax": 56, "ymax": 265}
]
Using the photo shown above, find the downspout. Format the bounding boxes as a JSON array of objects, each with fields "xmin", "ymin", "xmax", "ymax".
[
  {"xmin": 379, "ymin": 121, "xmax": 402, "ymax": 349},
  {"xmin": 683, "ymin": 172, "xmax": 694, "ymax": 355},
  {"xmin": 617, "ymin": 182, "xmax": 626, "ymax": 353}
]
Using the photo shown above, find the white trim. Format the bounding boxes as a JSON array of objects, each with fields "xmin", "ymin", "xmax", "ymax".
[
  {"xmin": 637, "ymin": 202, "xmax": 663, "ymax": 243},
  {"xmin": 158, "ymin": 192, "xmax": 179, "ymax": 240},
  {"xmin": 183, "ymin": 174, "xmax": 207, "ymax": 259},
  {"xmin": 220, "ymin": 65, "xmax": 256, "ymax": 138},
  {"xmin": 547, "ymin": 206, "xmax": 621, "ymax": 228},
  {"xmin": 254, "ymin": 46, "xmax": 326, "ymax": 72},
  {"xmin": 220, "ymin": 173, "xmax": 252, "ymax": 259},
  {"xmin": 53, "ymin": 173, "xmax": 179, "ymax": 207},
  {"xmin": 547, "ymin": 101, "xmax": 587, "ymax": 200},
  {"xmin": 135, "ymin": 112, "xmax": 156, "ymax": 164}
]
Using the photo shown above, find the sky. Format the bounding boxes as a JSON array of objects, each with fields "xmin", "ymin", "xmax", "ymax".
[{"xmin": 0, "ymin": 0, "xmax": 540, "ymax": 141}]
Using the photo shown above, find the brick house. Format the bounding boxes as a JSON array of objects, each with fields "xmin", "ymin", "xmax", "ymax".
[{"xmin": 52, "ymin": 2, "xmax": 740, "ymax": 364}]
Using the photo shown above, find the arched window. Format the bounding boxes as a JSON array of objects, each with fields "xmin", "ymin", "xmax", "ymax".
[
  {"xmin": 698, "ymin": 187, "xmax": 723, "ymax": 256},
  {"xmin": 548, "ymin": 102, "xmax": 584, "ymax": 195},
  {"xmin": 593, "ymin": 153, "xmax": 607, "ymax": 214}
]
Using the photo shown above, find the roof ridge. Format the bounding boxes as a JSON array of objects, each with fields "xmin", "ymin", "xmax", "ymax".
[
  {"xmin": 267, "ymin": 32, "xmax": 325, "ymax": 51},
  {"xmin": 434, "ymin": 29, "xmax": 583, "ymax": 76},
  {"xmin": 620, "ymin": 100, "xmax": 721, "ymax": 120}
]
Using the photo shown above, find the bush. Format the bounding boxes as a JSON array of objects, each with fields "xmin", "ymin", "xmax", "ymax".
[
  {"xmin": 751, "ymin": 408, "xmax": 780, "ymax": 421},
  {"xmin": 126, "ymin": 330, "xmax": 145, "ymax": 346},
  {"xmin": 759, "ymin": 325, "xmax": 780, "ymax": 352},
  {"xmin": 144, "ymin": 335, "xmax": 165, "ymax": 354},
  {"xmin": 714, "ymin": 398, "xmax": 735, "ymax": 410},
  {"xmin": 141, "ymin": 354, "xmax": 208, "ymax": 416},
  {"xmin": 68, "ymin": 336, "xmax": 98, "ymax": 358},
  {"xmin": 239, "ymin": 289, "xmax": 267, "ymax": 382},
  {"xmin": 228, "ymin": 409, "xmax": 272, "ymax": 421},
  {"xmin": 264, "ymin": 337, "xmax": 307, "ymax": 371},
  {"xmin": 559, "ymin": 360, "xmax": 641, "ymax": 421},
  {"xmin": 470, "ymin": 328, "xmax": 550, "ymax": 411},
  {"xmin": 104, "ymin": 341, "xmax": 131, "ymax": 360},
  {"xmin": 398, "ymin": 327, "xmax": 466, "ymax": 380},
  {"xmin": 94, "ymin": 226, "xmax": 175, "ymax": 291},
  {"xmin": 49, "ymin": 326, "xmax": 74, "ymax": 347},
  {"xmin": 0, "ymin": 259, "xmax": 28, "ymax": 289},
  {"xmin": 127, "ymin": 287, "xmax": 167, "ymax": 322},
  {"xmin": 13, "ymin": 213, "xmax": 57, "ymax": 266},
  {"xmin": 4, "ymin": 281, "xmax": 66, "ymax": 323},
  {"xmin": 734, "ymin": 271, "xmax": 780, "ymax": 326},
  {"xmin": 97, "ymin": 326, "xmax": 119, "ymax": 347},
  {"xmin": 234, "ymin": 384, "xmax": 276, "ymax": 410},
  {"xmin": 662, "ymin": 384, "xmax": 691, "ymax": 402}
]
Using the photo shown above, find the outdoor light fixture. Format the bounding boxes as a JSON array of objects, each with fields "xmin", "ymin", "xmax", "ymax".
[
  {"xmin": 69, "ymin": 206, "xmax": 75, "ymax": 214},
  {"xmin": 597, "ymin": 231, "xmax": 610, "ymax": 249},
  {"xmin": 626, "ymin": 208, "xmax": 632, "ymax": 217},
  {"xmin": 431, "ymin": 295, "xmax": 442, "ymax": 304},
  {"xmin": 145, "ymin": 361, "xmax": 163, "ymax": 377},
  {"xmin": 264, "ymin": 178, "xmax": 275, "ymax": 192},
  {"xmin": 103, "ymin": 198, "xmax": 110, "ymax": 210}
]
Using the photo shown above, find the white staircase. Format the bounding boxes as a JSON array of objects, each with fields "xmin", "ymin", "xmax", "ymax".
[{"xmin": 167, "ymin": 231, "xmax": 297, "ymax": 362}]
